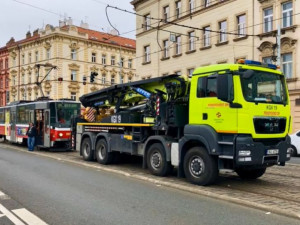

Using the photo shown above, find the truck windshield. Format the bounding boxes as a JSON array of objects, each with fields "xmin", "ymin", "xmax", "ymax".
[
  {"xmin": 56, "ymin": 102, "xmax": 80, "ymax": 126},
  {"xmin": 240, "ymin": 70, "xmax": 287, "ymax": 105}
]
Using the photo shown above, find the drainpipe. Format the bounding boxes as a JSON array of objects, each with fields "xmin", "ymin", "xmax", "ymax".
[
  {"xmin": 252, "ymin": 0, "xmax": 255, "ymax": 60},
  {"xmin": 17, "ymin": 44, "xmax": 21, "ymax": 101}
]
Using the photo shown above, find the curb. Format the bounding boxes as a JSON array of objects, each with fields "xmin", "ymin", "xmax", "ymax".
[{"xmin": 2, "ymin": 143, "xmax": 300, "ymax": 220}]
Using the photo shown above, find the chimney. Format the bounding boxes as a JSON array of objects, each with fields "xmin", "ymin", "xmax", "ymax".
[
  {"xmin": 26, "ymin": 31, "xmax": 31, "ymax": 38},
  {"xmin": 33, "ymin": 29, "xmax": 39, "ymax": 36},
  {"xmin": 59, "ymin": 20, "xmax": 66, "ymax": 27},
  {"xmin": 67, "ymin": 17, "xmax": 73, "ymax": 25},
  {"xmin": 80, "ymin": 20, "xmax": 89, "ymax": 29}
]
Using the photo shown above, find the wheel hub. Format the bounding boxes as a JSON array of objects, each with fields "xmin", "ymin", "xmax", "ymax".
[
  {"xmin": 151, "ymin": 152, "xmax": 161, "ymax": 169},
  {"xmin": 190, "ymin": 157, "xmax": 204, "ymax": 177}
]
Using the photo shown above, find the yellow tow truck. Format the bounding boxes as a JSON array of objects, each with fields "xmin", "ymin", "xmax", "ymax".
[{"xmin": 73, "ymin": 60, "xmax": 292, "ymax": 185}]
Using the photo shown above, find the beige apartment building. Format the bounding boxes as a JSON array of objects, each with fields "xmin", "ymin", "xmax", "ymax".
[
  {"xmin": 131, "ymin": 0, "xmax": 300, "ymax": 131},
  {"xmin": 6, "ymin": 19, "xmax": 136, "ymax": 103}
]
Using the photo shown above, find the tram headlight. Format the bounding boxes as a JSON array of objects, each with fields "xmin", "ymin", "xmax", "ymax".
[{"xmin": 59, "ymin": 133, "xmax": 63, "ymax": 137}]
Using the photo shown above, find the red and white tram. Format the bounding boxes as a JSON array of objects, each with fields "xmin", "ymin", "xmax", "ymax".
[{"xmin": 0, "ymin": 98, "xmax": 81, "ymax": 150}]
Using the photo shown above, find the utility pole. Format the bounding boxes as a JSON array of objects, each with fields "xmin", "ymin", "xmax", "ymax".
[
  {"xmin": 276, "ymin": 24, "xmax": 281, "ymax": 68},
  {"xmin": 35, "ymin": 63, "xmax": 57, "ymax": 98}
]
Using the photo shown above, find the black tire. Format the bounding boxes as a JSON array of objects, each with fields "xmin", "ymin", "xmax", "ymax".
[
  {"xmin": 147, "ymin": 143, "xmax": 172, "ymax": 176},
  {"xmin": 95, "ymin": 139, "xmax": 113, "ymax": 165},
  {"xmin": 183, "ymin": 146, "xmax": 218, "ymax": 186},
  {"xmin": 81, "ymin": 137, "xmax": 93, "ymax": 161},
  {"xmin": 236, "ymin": 167, "xmax": 266, "ymax": 179},
  {"xmin": 291, "ymin": 146, "xmax": 298, "ymax": 157}
]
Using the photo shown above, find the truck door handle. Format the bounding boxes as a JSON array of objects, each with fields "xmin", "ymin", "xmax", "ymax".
[{"xmin": 203, "ymin": 113, "xmax": 208, "ymax": 120}]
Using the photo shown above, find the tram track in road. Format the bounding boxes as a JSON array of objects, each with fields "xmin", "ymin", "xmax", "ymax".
[{"xmin": 1, "ymin": 142, "xmax": 300, "ymax": 220}]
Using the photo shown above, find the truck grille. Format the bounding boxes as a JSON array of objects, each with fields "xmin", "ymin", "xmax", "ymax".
[{"xmin": 253, "ymin": 117, "xmax": 286, "ymax": 134}]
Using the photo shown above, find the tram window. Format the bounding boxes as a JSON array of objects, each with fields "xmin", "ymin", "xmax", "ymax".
[
  {"xmin": 0, "ymin": 111, "xmax": 4, "ymax": 123},
  {"xmin": 17, "ymin": 107, "xmax": 27, "ymax": 123}
]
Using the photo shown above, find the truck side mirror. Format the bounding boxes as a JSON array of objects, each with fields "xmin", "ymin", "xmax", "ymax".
[{"xmin": 217, "ymin": 74, "xmax": 234, "ymax": 102}]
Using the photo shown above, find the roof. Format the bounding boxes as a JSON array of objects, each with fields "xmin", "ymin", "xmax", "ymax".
[
  {"xmin": 76, "ymin": 26, "xmax": 136, "ymax": 49},
  {"xmin": 6, "ymin": 33, "xmax": 40, "ymax": 48}
]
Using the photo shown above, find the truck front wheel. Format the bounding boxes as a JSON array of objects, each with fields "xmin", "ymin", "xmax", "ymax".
[
  {"xmin": 147, "ymin": 143, "xmax": 171, "ymax": 177},
  {"xmin": 81, "ymin": 137, "xmax": 93, "ymax": 161},
  {"xmin": 183, "ymin": 146, "xmax": 218, "ymax": 186},
  {"xmin": 236, "ymin": 167, "xmax": 266, "ymax": 179},
  {"xmin": 95, "ymin": 139, "xmax": 113, "ymax": 165}
]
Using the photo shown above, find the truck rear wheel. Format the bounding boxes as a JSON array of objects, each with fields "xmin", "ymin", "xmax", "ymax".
[
  {"xmin": 236, "ymin": 167, "xmax": 266, "ymax": 179},
  {"xmin": 183, "ymin": 146, "xmax": 218, "ymax": 186},
  {"xmin": 81, "ymin": 137, "xmax": 93, "ymax": 161},
  {"xmin": 95, "ymin": 139, "xmax": 113, "ymax": 165},
  {"xmin": 147, "ymin": 143, "xmax": 171, "ymax": 177}
]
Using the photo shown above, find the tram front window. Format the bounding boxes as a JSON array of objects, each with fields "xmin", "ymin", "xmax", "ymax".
[{"xmin": 56, "ymin": 103, "xmax": 80, "ymax": 126}]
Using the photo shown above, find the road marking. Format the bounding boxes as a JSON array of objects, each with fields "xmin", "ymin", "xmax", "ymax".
[
  {"xmin": 0, "ymin": 204, "xmax": 25, "ymax": 225},
  {"xmin": 12, "ymin": 208, "xmax": 48, "ymax": 225}
]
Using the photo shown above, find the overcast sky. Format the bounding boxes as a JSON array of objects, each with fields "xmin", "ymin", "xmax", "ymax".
[{"xmin": 0, "ymin": 0, "xmax": 136, "ymax": 47}]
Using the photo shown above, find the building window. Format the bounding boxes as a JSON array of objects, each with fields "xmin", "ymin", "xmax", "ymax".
[
  {"xmin": 111, "ymin": 56, "xmax": 115, "ymax": 65},
  {"xmin": 13, "ymin": 77, "xmax": 16, "ymax": 86},
  {"xmin": 46, "ymin": 49, "xmax": 51, "ymax": 59},
  {"xmin": 71, "ymin": 49, "xmax": 77, "ymax": 60},
  {"xmin": 12, "ymin": 58, "xmax": 16, "ymax": 67},
  {"xmin": 282, "ymin": 53, "xmax": 292, "ymax": 78},
  {"xmin": 175, "ymin": 1, "xmax": 181, "ymax": 19},
  {"xmin": 144, "ymin": 14, "xmax": 151, "ymax": 30},
  {"xmin": 5, "ymin": 59, "xmax": 8, "ymax": 69},
  {"xmin": 189, "ymin": 0, "xmax": 195, "ymax": 13},
  {"xmin": 5, "ymin": 77, "xmax": 8, "ymax": 88},
  {"xmin": 163, "ymin": 40, "xmax": 169, "ymax": 58},
  {"xmin": 102, "ymin": 55, "xmax": 106, "ymax": 65},
  {"xmin": 144, "ymin": 45, "xmax": 151, "ymax": 63},
  {"xmin": 22, "ymin": 55, "xmax": 25, "ymax": 65},
  {"xmin": 175, "ymin": 36, "xmax": 181, "ymax": 55},
  {"xmin": 71, "ymin": 92, "xmax": 76, "ymax": 101},
  {"xmin": 203, "ymin": 26, "xmax": 211, "ymax": 47},
  {"xmin": 35, "ymin": 51, "xmax": 39, "ymax": 62},
  {"xmin": 0, "ymin": 60, "xmax": 2, "ymax": 70},
  {"xmin": 28, "ymin": 53, "xmax": 32, "ymax": 63},
  {"xmin": 282, "ymin": 1, "xmax": 292, "ymax": 28},
  {"xmin": 263, "ymin": 8, "xmax": 273, "ymax": 33},
  {"xmin": 237, "ymin": 14, "xmax": 246, "ymax": 37},
  {"xmin": 91, "ymin": 53, "xmax": 96, "ymax": 62},
  {"xmin": 0, "ymin": 80, "xmax": 3, "ymax": 89},
  {"xmin": 163, "ymin": 6, "xmax": 170, "ymax": 22},
  {"xmin": 188, "ymin": 68, "xmax": 194, "ymax": 76},
  {"xmin": 128, "ymin": 59, "xmax": 132, "ymax": 68},
  {"xmin": 204, "ymin": 0, "xmax": 211, "ymax": 7},
  {"xmin": 22, "ymin": 73, "xmax": 25, "ymax": 85},
  {"xmin": 120, "ymin": 74, "xmax": 124, "ymax": 84},
  {"xmin": 219, "ymin": 20, "xmax": 227, "ymax": 42},
  {"xmin": 45, "ymin": 69, "xmax": 50, "ymax": 81},
  {"xmin": 188, "ymin": 31, "xmax": 195, "ymax": 51},
  {"xmin": 120, "ymin": 58, "xmax": 124, "ymax": 67},
  {"xmin": 102, "ymin": 74, "xmax": 106, "ymax": 84},
  {"xmin": 262, "ymin": 57, "xmax": 272, "ymax": 64},
  {"xmin": 28, "ymin": 74, "xmax": 31, "ymax": 84},
  {"xmin": 71, "ymin": 70, "xmax": 77, "ymax": 81},
  {"xmin": 111, "ymin": 76, "xmax": 115, "ymax": 84}
]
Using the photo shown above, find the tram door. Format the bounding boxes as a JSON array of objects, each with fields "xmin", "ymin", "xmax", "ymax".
[
  {"xmin": 10, "ymin": 107, "xmax": 16, "ymax": 142},
  {"xmin": 44, "ymin": 109, "xmax": 50, "ymax": 147}
]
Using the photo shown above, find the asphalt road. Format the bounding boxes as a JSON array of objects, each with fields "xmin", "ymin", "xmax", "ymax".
[
  {"xmin": 290, "ymin": 156, "xmax": 300, "ymax": 164},
  {"xmin": 0, "ymin": 146, "xmax": 299, "ymax": 225}
]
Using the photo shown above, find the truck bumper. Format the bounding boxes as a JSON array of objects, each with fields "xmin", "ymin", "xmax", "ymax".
[{"xmin": 235, "ymin": 135, "xmax": 291, "ymax": 167}]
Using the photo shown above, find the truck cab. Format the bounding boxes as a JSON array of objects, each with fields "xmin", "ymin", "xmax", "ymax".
[{"xmin": 181, "ymin": 60, "xmax": 291, "ymax": 184}]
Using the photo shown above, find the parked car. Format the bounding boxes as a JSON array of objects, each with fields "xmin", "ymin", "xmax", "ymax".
[{"xmin": 290, "ymin": 131, "xmax": 300, "ymax": 156}]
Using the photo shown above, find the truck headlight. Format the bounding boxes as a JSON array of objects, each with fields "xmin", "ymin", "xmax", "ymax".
[
  {"xmin": 59, "ymin": 133, "xmax": 63, "ymax": 137},
  {"xmin": 239, "ymin": 150, "xmax": 251, "ymax": 156}
]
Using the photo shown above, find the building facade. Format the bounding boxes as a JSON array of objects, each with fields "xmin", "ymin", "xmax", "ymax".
[
  {"xmin": 0, "ymin": 46, "xmax": 9, "ymax": 106},
  {"xmin": 132, "ymin": 0, "xmax": 300, "ymax": 131},
  {"xmin": 6, "ymin": 20, "xmax": 136, "ymax": 103}
]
